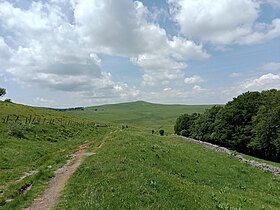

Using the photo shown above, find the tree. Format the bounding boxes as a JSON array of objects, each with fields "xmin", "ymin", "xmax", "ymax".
[
  {"xmin": 191, "ymin": 106, "xmax": 223, "ymax": 142},
  {"xmin": 174, "ymin": 89, "xmax": 280, "ymax": 161},
  {"xmin": 249, "ymin": 89, "xmax": 280, "ymax": 160},
  {"xmin": 174, "ymin": 113, "xmax": 199, "ymax": 136},
  {"xmin": 0, "ymin": 88, "xmax": 6, "ymax": 97},
  {"xmin": 213, "ymin": 91, "xmax": 261, "ymax": 150},
  {"xmin": 159, "ymin": 129, "xmax": 164, "ymax": 136}
]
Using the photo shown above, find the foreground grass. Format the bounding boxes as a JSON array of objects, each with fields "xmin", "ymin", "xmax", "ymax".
[
  {"xmin": 0, "ymin": 101, "xmax": 111, "ymax": 209},
  {"xmin": 56, "ymin": 129, "xmax": 280, "ymax": 209},
  {"xmin": 69, "ymin": 101, "xmax": 212, "ymax": 134}
]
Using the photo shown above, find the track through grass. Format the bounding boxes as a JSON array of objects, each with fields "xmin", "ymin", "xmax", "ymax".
[{"xmin": 55, "ymin": 129, "xmax": 280, "ymax": 209}]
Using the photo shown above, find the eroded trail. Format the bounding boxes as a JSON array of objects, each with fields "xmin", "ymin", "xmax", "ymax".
[{"xmin": 25, "ymin": 143, "xmax": 95, "ymax": 210}]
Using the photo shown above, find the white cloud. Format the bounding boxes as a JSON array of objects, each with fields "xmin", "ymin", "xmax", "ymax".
[
  {"xmin": 192, "ymin": 85, "xmax": 207, "ymax": 92},
  {"xmin": 168, "ymin": 0, "xmax": 280, "ymax": 46},
  {"xmin": 229, "ymin": 72, "xmax": 243, "ymax": 78},
  {"xmin": 131, "ymin": 37, "xmax": 208, "ymax": 85},
  {"xmin": 238, "ymin": 19, "xmax": 280, "ymax": 45},
  {"xmin": 0, "ymin": 36, "xmax": 11, "ymax": 67},
  {"xmin": 240, "ymin": 73, "xmax": 280, "ymax": 90},
  {"xmin": 73, "ymin": 0, "xmax": 209, "ymax": 84},
  {"xmin": 34, "ymin": 97, "xmax": 55, "ymax": 105},
  {"xmin": 0, "ymin": 0, "xmax": 210, "ymax": 98},
  {"xmin": 131, "ymin": 54, "xmax": 187, "ymax": 85},
  {"xmin": 259, "ymin": 62, "xmax": 280, "ymax": 72},
  {"xmin": 0, "ymin": 1, "xmax": 140, "ymax": 101},
  {"xmin": 163, "ymin": 87, "xmax": 172, "ymax": 92},
  {"xmin": 140, "ymin": 86, "xmax": 212, "ymax": 104},
  {"xmin": 184, "ymin": 75, "xmax": 204, "ymax": 84},
  {"xmin": 266, "ymin": 0, "xmax": 280, "ymax": 8}
]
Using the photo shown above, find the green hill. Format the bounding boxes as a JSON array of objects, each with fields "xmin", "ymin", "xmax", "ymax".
[{"xmin": 69, "ymin": 101, "xmax": 213, "ymax": 134}]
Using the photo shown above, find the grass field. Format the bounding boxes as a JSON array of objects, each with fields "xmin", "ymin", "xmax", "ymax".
[
  {"xmin": 68, "ymin": 101, "xmax": 213, "ymax": 134},
  {"xmin": 55, "ymin": 129, "xmax": 280, "ymax": 209},
  {"xmin": 1, "ymin": 101, "xmax": 280, "ymax": 209},
  {"xmin": 0, "ymin": 101, "xmax": 111, "ymax": 209}
]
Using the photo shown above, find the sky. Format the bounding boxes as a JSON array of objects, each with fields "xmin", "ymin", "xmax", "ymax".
[{"xmin": 0, "ymin": 0, "xmax": 280, "ymax": 108}]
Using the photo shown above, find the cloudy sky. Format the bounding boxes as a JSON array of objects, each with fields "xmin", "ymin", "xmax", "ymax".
[{"xmin": 0, "ymin": 0, "xmax": 280, "ymax": 107}]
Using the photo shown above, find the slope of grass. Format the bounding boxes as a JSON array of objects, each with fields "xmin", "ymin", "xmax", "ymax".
[
  {"xmin": 56, "ymin": 129, "xmax": 280, "ymax": 209},
  {"xmin": 69, "ymin": 101, "xmax": 213, "ymax": 134},
  {"xmin": 3, "ymin": 100, "xmax": 280, "ymax": 209},
  {"xmin": 0, "ymin": 101, "xmax": 111, "ymax": 209}
]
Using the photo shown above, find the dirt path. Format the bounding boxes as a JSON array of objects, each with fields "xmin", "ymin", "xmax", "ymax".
[{"xmin": 25, "ymin": 143, "xmax": 96, "ymax": 210}]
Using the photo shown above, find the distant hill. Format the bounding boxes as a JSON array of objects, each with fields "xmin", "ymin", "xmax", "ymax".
[{"xmin": 68, "ymin": 100, "xmax": 213, "ymax": 134}]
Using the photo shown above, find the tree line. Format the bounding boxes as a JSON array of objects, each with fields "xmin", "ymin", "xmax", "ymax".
[{"xmin": 174, "ymin": 89, "xmax": 280, "ymax": 162}]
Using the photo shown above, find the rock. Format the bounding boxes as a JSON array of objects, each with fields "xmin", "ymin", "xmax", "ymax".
[{"xmin": 6, "ymin": 199, "xmax": 14, "ymax": 203}]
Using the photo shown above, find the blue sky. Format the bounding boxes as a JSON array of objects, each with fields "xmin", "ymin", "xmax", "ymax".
[{"xmin": 0, "ymin": 0, "xmax": 280, "ymax": 107}]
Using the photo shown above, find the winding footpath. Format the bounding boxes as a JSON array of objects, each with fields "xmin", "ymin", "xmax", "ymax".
[
  {"xmin": 25, "ymin": 144, "xmax": 96, "ymax": 210},
  {"xmin": 182, "ymin": 136, "xmax": 280, "ymax": 177}
]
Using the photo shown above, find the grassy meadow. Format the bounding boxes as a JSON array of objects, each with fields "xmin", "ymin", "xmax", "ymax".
[{"xmin": 1, "ymin": 100, "xmax": 280, "ymax": 209}]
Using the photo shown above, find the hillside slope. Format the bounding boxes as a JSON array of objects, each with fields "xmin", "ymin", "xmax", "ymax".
[
  {"xmin": 55, "ymin": 129, "xmax": 280, "ymax": 209},
  {"xmin": 69, "ymin": 101, "xmax": 213, "ymax": 133},
  {"xmin": 0, "ymin": 101, "xmax": 110, "ymax": 209}
]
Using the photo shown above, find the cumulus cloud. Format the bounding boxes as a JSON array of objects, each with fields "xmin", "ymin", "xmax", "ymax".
[
  {"xmin": 73, "ymin": 0, "xmax": 209, "ymax": 84},
  {"xmin": 184, "ymin": 75, "xmax": 204, "ymax": 84},
  {"xmin": 168, "ymin": 0, "xmax": 280, "ymax": 46},
  {"xmin": 0, "ymin": 0, "xmax": 141, "ymax": 100},
  {"xmin": 131, "ymin": 37, "xmax": 208, "ymax": 85},
  {"xmin": 0, "ymin": 0, "xmax": 210, "ymax": 101},
  {"xmin": 240, "ymin": 73, "xmax": 280, "ymax": 90}
]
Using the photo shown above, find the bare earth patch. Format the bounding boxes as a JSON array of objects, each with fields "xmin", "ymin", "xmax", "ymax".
[{"xmin": 25, "ymin": 143, "xmax": 95, "ymax": 210}]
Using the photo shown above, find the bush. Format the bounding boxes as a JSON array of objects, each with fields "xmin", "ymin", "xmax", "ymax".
[
  {"xmin": 181, "ymin": 129, "xmax": 188, "ymax": 137},
  {"xmin": 159, "ymin": 129, "xmax": 164, "ymax": 136},
  {"xmin": 9, "ymin": 123, "xmax": 26, "ymax": 138},
  {"xmin": 9, "ymin": 123, "xmax": 33, "ymax": 138}
]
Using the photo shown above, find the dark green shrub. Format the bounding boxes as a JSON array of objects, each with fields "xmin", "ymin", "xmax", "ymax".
[
  {"xmin": 181, "ymin": 129, "xmax": 188, "ymax": 137},
  {"xmin": 159, "ymin": 129, "xmax": 164, "ymax": 136}
]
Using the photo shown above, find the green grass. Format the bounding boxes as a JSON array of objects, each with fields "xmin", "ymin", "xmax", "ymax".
[
  {"xmin": 55, "ymin": 129, "xmax": 280, "ymax": 209},
  {"xmin": 69, "ymin": 101, "xmax": 212, "ymax": 134},
  {"xmin": 236, "ymin": 152, "xmax": 280, "ymax": 168},
  {"xmin": 0, "ymin": 101, "xmax": 111, "ymax": 209},
  {"xmin": 2, "ymin": 100, "xmax": 280, "ymax": 209}
]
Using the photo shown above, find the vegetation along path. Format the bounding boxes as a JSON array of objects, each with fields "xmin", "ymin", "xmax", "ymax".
[
  {"xmin": 182, "ymin": 136, "xmax": 280, "ymax": 177},
  {"xmin": 25, "ymin": 143, "xmax": 96, "ymax": 210}
]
